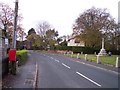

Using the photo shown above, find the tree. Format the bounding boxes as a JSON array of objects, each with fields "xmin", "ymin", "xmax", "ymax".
[
  {"xmin": 28, "ymin": 28, "xmax": 36, "ymax": 35},
  {"xmin": 45, "ymin": 29, "xmax": 59, "ymax": 49},
  {"xmin": 27, "ymin": 33, "xmax": 42, "ymax": 48},
  {"xmin": 36, "ymin": 21, "xmax": 51, "ymax": 37},
  {"xmin": 73, "ymin": 7, "xmax": 118, "ymax": 48},
  {"xmin": 0, "ymin": 3, "xmax": 14, "ymax": 32},
  {"xmin": 46, "ymin": 29, "xmax": 55, "ymax": 39},
  {"xmin": 0, "ymin": 2, "xmax": 24, "ymax": 45},
  {"xmin": 27, "ymin": 28, "xmax": 42, "ymax": 49},
  {"xmin": 17, "ymin": 25, "xmax": 26, "ymax": 41}
]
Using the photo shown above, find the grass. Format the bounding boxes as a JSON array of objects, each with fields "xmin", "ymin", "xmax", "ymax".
[
  {"xmin": 100, "ymin": 55, "xmax": 117, "ymax": 65},
  {"xmin": 34, "ymin": 50, "xmax": 117, "ymax": 66},
  {"xmin": 66, "ymin": 53, "xmax": 117, "ymax": 66},
  {"xmin": 16, "ymin": 50, "xmax": 28, "ymax": 66}
]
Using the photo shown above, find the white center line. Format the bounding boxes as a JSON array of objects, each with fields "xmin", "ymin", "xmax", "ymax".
[
  {"xmin": 50, "ymin": 57, "xmax": 54, "ymax": 59},
  {"xmin": 76, "ymin": 72, "xmax": 101, "ymax": 87},
  {"xmin": 62, "ymin": 63, "xmax": 71, "ymax": 69},
  {"xmin": 55, "ymin": 59, "xmax": 60, "ymax": 62}
]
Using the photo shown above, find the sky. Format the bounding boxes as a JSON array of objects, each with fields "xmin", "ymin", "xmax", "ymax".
[{"xmin": 0, "ymin": 0, "xmax": 119, "ymax": 36}]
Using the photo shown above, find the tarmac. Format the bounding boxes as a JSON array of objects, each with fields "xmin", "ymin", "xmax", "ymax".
[{"xmin": 1, "ymin": 51, "xmax": 120, "ymax": 89}]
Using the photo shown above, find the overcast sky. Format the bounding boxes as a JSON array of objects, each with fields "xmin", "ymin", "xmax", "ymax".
[{"xmin": 0, "ymin": 0, "xmax": 119, "ymax": 36}]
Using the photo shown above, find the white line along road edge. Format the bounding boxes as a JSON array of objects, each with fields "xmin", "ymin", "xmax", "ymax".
[
  {"xmin": 76, "ymin": 72, "xmax": 101, "ymax": 87},
  {"xmin": 76, "ymin": 61, "xmax": 118, "ymax": 75},
  {"xmin": 62, "ymin": 63, "xmax": 71, "ymax": 69}
]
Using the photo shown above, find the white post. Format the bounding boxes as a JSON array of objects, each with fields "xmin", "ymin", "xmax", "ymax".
[
  {"xmin": 97, "ymin": 55, "xmax": 101, "ymax": 64},
  {"xmin": 81, "ymin": 52, "xmax": 83, "ymax": 54},
  {"xmin": 85, "ymin": 54, "xmax": 87, "ymax": 61},
  {"xmin": 102, "ymin": 38, "xmax": 104, "ymax": 49},
  {"xmin": 116, "ymin": 57, "xmax": 120, "ymax": 68},
  {"xmin": 64, "ymin": 52, "xmax": 65, "ymax": 55},
  {"xmin": 77, "ymin": 53, "xmax": 80, "ymax": 59},
  {"xmin": 94, "ymin": 52, "xmax": 96, "ymax": 55},
  {"xmin": 71, "ymin": 52, "xmax": 73, "ymax": 57},
  {"xmin": 67, "ymin": 51, "xmax": 69, "ymax": 55}
]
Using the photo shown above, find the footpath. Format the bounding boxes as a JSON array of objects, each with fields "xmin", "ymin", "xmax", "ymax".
[{"xmin": 2, "ymin": 51, "xmax": 38, "ymax": 89}]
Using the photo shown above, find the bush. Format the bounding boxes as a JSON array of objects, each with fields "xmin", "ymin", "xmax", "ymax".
[
  {"xmin": 16, "ymin": 50, "xmax": 28, "ymax": 66},
  {"xmin": 55, "ymin": 45, "xmax": 100, "ymax": 54}
]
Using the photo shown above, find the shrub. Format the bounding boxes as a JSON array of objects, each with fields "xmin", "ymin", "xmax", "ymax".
[
  {"xmin": 16, "ymin": 50, "xmax": 28, "ymax": 66},
  {"xmin": 55, "ymin": 45, "xmax": 100, "ymax": 54}
]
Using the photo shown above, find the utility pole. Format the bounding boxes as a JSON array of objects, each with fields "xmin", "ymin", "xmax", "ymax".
[
  {"xmin": 10, "ymin": 0, "xmax": 18, "ymax": 75},
  {"xmin": 13, "ymin": 0, "xmax": 18, "ymax": 49}
]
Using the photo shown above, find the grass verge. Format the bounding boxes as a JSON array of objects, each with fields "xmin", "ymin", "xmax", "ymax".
[{"xmin": 66, "ymin": 54, "xmax": 117, "ymax": 66}]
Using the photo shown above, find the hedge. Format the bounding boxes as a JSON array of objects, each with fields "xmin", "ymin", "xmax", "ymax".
[
  {"xmin": 16, "ymin": 50, "xmax": 28, "ymax": 66},
  {"xmin": 55, "ymin": 46, "xmax": 120, "ymax": 55}
]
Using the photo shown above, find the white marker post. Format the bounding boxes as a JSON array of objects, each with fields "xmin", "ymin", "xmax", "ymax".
[
  {"xmin": 94, "ymin": 52, "xmax": 96, "ymax": 55},
  {"xmin": 116, "ymin": 57, "xmax": 120, "ymax": 68},
  {"xmin": 71, "ymin": 52, "xmax": 73, "ymax": 58},
  {"xmin": 97, "ymin": 55, "xmax": 101, "ymax": 64},
  {"xmin": 81, "ymin": 52, "xmax": 83, "ymax": 54},
  {"xmin": 85, "ymin": 54, "xmax": 87, "ymax": 61},
  {"xmin": 77, "ymin": 53, "xmax": 80, "ymax": 59},
  {"xmin": 64, "ymin": 52, "xmax": 66, "ymax": 55}
]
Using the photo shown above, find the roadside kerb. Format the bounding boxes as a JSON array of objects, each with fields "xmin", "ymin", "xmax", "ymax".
[{"xmin": 33, "ymin": 62, "xmax": 38, "ymax": 89}]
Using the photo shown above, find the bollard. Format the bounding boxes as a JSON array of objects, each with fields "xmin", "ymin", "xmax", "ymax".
[
  {"xmin": 77, "ymin": 53, "xmax": 80, "ymax": 59},
  {"xmin": 71, "ymin": 52, "xmax": 73, "ymax": 57},
  {"xmin": 97, "ymin": 55, "xmax": 101, "ymax": 64},
  {"xmin": 81, "ymin": 52, "xmax": 83, "ymax": 54},
  {"xmin": 67, "ymin": 52, "xmax": 68, "ymax": 55},
  {"xmin": 116, "ymin": 57, "xmax": 120, "ymax": 68},
  {"xmin": 94, "ymin": 52, "xmax": 96, "ymax": 55},
  {"xmin": 64, "ymin": 52, "xmax": 66, "ymax": 55},
  {"xmin": 85, "ymin": 54, "xmax": 88, "ymax": 61}
]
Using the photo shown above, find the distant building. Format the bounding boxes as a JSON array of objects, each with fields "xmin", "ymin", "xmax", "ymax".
[{"xmin": 67, "ymin": 34, "xmax": 85, "ymax": 47}]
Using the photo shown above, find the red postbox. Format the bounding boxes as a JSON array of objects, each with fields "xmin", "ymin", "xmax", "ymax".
[{"xmin": 8, "ymin": 49, "xmax": 16, "ymax": 61}]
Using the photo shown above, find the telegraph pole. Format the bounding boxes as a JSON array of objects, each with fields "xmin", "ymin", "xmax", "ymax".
[
  {"xmin": 13, "ymin": 0, "xmax": 18, "ymax": 49},
  {"xmin": 10, "ymin": 0, "xmax": 18, "ymax": 75}
]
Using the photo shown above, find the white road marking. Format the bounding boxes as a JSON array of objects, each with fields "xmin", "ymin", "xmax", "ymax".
[
  {"xmin": 55, "ymin": 59, "xmax": 60, "ymax": 62},
  {"xmin": 76, "ymin": 72, "xmax": 101, "ymax": 87},
  {"xmin": 33, "ymin": 62, "xmax": 38, "ymax": 88},
  {"xmin": 62, "ymin": 63, "xmax": 71, "ymax": 69},
  {"xmin": 47, "ymin": 56, "xmax": 50, "ymax": 58},
  {"xmin": 75, "ymin": 61, "xmax": 119, "ymax": 75},
  {"xmin": 50, "ymin": 57, "xmax": 54, "ymax": 59}
]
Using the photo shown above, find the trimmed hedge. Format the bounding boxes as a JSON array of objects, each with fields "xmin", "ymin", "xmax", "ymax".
[
  {"xmin": 16, "ymin": 50, "xmax": 28, "ymax": 66},
  {"xmin": 55, "ymin": 46, "xmax": 120, "ymax": 55}
]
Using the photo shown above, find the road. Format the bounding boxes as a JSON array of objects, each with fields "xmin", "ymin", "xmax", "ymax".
[{"xmin": 29, "ymin": 51, "xmax": 118, "ymax": 88}]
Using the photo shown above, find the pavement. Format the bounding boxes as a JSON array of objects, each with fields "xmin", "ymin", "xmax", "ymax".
[
  {"xmin": 2, "ymin": 50, "xmax": 120, "ymax": 89},
  {"xmin": 2, "ymin": 50, "xmax": 38, "ymax": 89}
]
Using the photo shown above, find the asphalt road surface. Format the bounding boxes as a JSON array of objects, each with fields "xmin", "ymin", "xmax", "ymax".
[{"xmin": 29, "ymin": 51, "xmax": 118, "ymax": 88}]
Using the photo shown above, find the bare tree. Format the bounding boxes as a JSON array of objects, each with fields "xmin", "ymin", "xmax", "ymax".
[
  {"xmin": 36, "ymin": 21, "xmax": 51, "ymax": 37},
  {"xmin": 0, "ymin": 3, "xmax": 14, "ymax": 31},
  {"xmin": 17, "ymin": 25, "xmax": 26, "ymax": 41},
  {"xmin": 0, "ymin": 2, "xmax": 24, "ymax": 45}
]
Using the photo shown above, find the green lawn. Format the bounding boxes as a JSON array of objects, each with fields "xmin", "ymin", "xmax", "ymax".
[{"xmin": 66, "ymin": 53, "xmax": 117, "ymax": 66}]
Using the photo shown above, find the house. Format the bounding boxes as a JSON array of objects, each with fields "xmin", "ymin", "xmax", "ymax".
[{"xmin": 67, "ymin": 34, "xmax": 85, "ymax": 47}]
